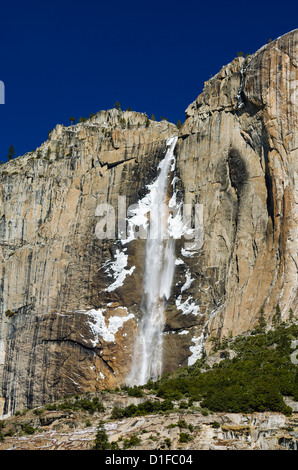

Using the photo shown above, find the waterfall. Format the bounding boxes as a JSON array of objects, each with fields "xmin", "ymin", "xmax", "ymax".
[{"xmin": 127, "ymin": 136, "xmax": 178, "ymax": 385}]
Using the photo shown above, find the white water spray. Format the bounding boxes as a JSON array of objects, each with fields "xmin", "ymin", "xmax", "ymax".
[{"xmin": 127, "ymin": 136, "xmax": 178, "ymax": 385}]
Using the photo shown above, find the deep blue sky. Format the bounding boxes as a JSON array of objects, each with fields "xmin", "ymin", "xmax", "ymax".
[{"xmin": 0, "ymin": 0, "xmax": 297, "ymax": 162}]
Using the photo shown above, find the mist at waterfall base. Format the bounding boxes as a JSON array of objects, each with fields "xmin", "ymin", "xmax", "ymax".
[{"xmin": 127, "ymin": 137, "xmax": 178, "ymax": 386}]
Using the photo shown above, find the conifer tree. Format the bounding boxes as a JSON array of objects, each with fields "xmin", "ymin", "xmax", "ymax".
[
  {"xmin": 7, "ymin": 145, "xmax": 15, "ymax": 161},
  {"xmin": 93, "ymin": 421, "xmax": 111, "ymax": 450}
]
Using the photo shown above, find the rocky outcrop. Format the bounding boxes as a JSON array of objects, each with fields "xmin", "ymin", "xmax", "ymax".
[
  {"xmin": 0, "ymin": 30, "xmax": 297, "ymax": 415},
  {"xmin": 176, "ymin": 29, "xmax": 298, "ymax": 349},
  {"xmin": 0, "ymin": 110, "xmax": 178, "ymax": 415},
  {"xmin": 0, "ymin": 391, "xmax": 297, "ymax": 450}
]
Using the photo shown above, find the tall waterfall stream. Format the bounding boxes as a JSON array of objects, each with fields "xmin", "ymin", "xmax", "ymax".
[{"xmin": 127, "ymin": 136, "xmax": 178, "ymax": 385}]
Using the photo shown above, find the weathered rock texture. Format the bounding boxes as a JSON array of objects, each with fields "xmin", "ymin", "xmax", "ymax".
[
  {"xmin": 0, "ymin": 392, "xmax": 297, "ymax": 450},
  {"xmin": 0, "ymin": 110, "xmax": 178, "ymax": 415},
  {"xmin": 177, "ymin": 29, "xmax": 298, "ymax": 349},
  {"xmin": 0, "ymin": 30, "xmax": 297, "ymax": 415}
]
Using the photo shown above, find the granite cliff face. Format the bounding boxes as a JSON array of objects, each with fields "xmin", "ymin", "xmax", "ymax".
[
  {"xmin": 0, "ymin": 111, "xmax": 178, "ymax": 415},
  {"xmin": 0, "ymin": 30, "xmax": 297, "ymax": 416},
  {"xmin": 177, "ymin": 29, "xmax": 298, "ymax": 348}
]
